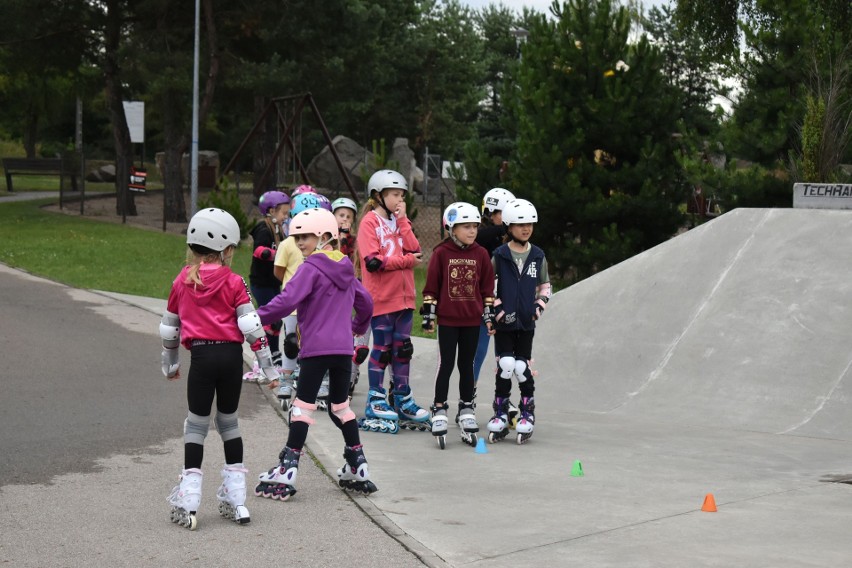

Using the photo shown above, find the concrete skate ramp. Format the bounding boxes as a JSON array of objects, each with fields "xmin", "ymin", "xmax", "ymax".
[{"xmin": 538, "ymin": 208, "xmax": 852, "ymax": 440}]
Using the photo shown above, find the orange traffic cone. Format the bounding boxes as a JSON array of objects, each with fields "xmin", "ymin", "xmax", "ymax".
[{"xmin": 701, "ymin": 493, "xmax": 717, "ymax": 512}]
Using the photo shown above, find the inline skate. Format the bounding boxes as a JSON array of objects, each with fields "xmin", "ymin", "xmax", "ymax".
[
  {"xmin": 217, "ymin": 463, "xmax": 250, "ymax": 524},
  {"xmin": 392, "ymin": 385, "xmax": 431, "ymax": 431},
  {"xmin": 457, "ymin": 401, "xmax": 478, "ymax": 446},
  {"xmin": 431, "ymin": 405, "xmax": 449, "ymax": 449},
  {"xmin": 167, "ymin": 468, "xmax": 202, "ymax": 530},
  {"xmin": 255, "ymin": 446, "xmax": 300, "ymax": 501},
  {"xmin": 276, "ymin": 372, "xmax": 296, "ymax": 412},
  {"xmin": 487, "ymin": 397, "xmax": 512, "ymax": 443},
  {"xmin": 516, "ymin": 396, "xmax": 535, "ymax": 444},
  {"xmin": 358, "ymin": 388, "xmax": 399, "ymax": 434},
  {"xmin": 337, "ymin": 445, "xmax": 378, "ymax": 494}
]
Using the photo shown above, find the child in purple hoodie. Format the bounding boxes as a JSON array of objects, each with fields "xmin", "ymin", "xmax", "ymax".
[{"xmin": 254, "ymin": 208, "xmax": 377, "ymax": 500}]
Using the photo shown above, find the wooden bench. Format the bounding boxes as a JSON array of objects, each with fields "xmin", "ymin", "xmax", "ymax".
[{"xmin": 2, "ymin": 157, "xmax": 79, "ymax": 192}]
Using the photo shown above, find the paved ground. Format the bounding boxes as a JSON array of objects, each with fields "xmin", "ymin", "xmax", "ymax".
[{"xmin": 3, "ymin": 205, "xmax": 852, "ymax": 567}]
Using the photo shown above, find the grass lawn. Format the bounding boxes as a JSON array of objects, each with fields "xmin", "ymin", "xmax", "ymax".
[{"xmin": 0, "ymin": 198, "xmax": 431, "ymax": 336}]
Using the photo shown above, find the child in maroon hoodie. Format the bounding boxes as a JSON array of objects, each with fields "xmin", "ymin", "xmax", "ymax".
[
  {"xmin": 421, "ymin": 202, "xmax": 495, "ymax": 450},
  {"xmin": 255, "ymin": 208, "xmax": 377, "ymax": 500}
]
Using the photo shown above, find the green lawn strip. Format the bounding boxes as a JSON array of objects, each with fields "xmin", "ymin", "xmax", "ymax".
[
  {"xmin": 0, "ymin": 198, "xmax": 433, "ymax": 337},
  {"xmin": 0, "ymin": 199, "xmax": 250, "ymax": 299}
]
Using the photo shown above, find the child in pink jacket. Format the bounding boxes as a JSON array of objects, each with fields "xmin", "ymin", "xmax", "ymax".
[{"xmin": 356, "ymin": 169, "xmax": 430, "ymax": 434}]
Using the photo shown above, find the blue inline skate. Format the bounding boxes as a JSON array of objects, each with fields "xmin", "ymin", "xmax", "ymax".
[
  {"xmin": 358, "ymin": 388, "xmax": 399, "ymax": 434},
  {"xmin": 392, "ymin": 385, "xmax": 431, "ymax": 431}
]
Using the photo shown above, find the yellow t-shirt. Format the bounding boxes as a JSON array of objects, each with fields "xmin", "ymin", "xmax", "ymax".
[{"xmin": 273, "ymin": 236, "xmax": 304, "ymax": 315}]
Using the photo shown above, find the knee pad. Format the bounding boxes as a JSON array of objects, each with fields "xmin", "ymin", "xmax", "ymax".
[
  {"xmin": 184, "ymin": 412, "xmax": 210, "ymax": 445},
  {"xmin": 514, "ymin": 359, "xmax": 528, "ymax": 383},
  {"xmin": 498, "ymin": 356, "xmax": 516, "ymax": 379},
  {"xmin": 214, "ymin": 410, "xmax": 241, "ymax": 442},
  {"xmin": 290, "ymin": 398, "xmax": 316, "ymax": 425},
  {"xmin": 283, "ymin": 332, "xmax": 300, "ymax": 360},
  {"xmin": 396, "ymin": 338, "xmax": 414, "ymax": 361},
  {"xmin": 331, "ymin": 401, "xmax": 356, "ymax": 424},
  {"xmin": 378, "ymin": 348, "xmax": 392, "ymax": 364}
]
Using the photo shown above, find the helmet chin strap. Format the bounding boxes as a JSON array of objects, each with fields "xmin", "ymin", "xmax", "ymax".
[
  {"xmin": 374, "ymin": 193, "xmax": 395, "ymax": 218},
  {"xmin": 449, "ymin": 233, "xmax": 469, "ymax": 249}
]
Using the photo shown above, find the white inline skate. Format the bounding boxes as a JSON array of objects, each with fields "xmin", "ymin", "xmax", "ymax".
[
  {"xmin": 358, "ymin": 388, "xmax": 399, "ymax": 434},
  {"xmin": 516, "ymin": 396, "xmax": 535, "ymax": 444},
  {"xmin": 487, "ymin": 397, "xmax": 512, "ymax": 443},
  {"xmin": 255, "ymin": 446, "xmax": 300, "ymax": 501},
  {"xmin": 392, "ymin": 385, "xmax": 431, "ymax": 431},
  {"xmin": 276, "ymin": 373, "xmax": 296, "ymax": 412},
  {"xmin": 167, "ymin": 468, "xmax": 202, "ymax": 530},
  {"xmin": 431, "ymin": 405, "xmax": 449, "ymax": 449},
  {"xmin": 217, "ymin": 463, "xmax": 250, "ymax": 524},
  {"xmin": 337, "ymin": 445, "xmax": 378, "ymax": 494},
  {"xmin": 457, "ymin": 401, "xmax": 479, "ymax": 446}
]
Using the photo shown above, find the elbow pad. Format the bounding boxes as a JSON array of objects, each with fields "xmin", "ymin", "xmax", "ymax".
[
  {"xmin": 237, "ymin": 306, "xmax": 265, "ymax": 344},
  {"xmin": 365, "ymin": 256, "xmax": 382, "ymax": 273},
  {"xmin": 159, "ymin": 310, "xmax": 181, "ymax": 349}
]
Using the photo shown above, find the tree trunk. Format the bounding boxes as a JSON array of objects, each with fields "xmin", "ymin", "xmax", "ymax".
[
  {"xmin": 162, "ymin": 0, "xmax": 219, "ymax": 221},
  {"xmin": 162, "ymin": 88, "xmax": 187, "ymax": 223},
  {"xmin": 23, "ymin": 106, "xmax": 38, "ymax": 159},
  {"xmin": 103, "ymin": 0, "xmax": 136, "ymax": 217}
]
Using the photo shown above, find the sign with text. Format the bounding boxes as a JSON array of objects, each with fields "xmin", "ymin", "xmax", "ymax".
[
  {"xmin": 122, "ymin": 101, "xmax": 145, "ymax": 143},
  {"xmin": 129, "ymin": 167, "xmax": 147, "ymax": 192},
  {"xmin": 793, "ymin": 183, "xmax": 852, "ymax": 210}
]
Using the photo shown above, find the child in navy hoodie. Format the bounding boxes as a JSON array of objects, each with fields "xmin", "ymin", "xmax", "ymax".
[{"xmin": 255, "ymin": 208, "xmax": 377, "ymax": 500}]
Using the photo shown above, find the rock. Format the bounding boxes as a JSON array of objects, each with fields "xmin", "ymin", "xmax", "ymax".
[{"xmin": 306, "ymin": 135, "xmax": 374, "ymax": 198}]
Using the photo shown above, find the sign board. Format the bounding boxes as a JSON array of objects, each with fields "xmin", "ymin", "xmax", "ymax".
[
  {"xmin": 793, "ymin": 183, "xmax": 852, "ymax": 210},
  {"xmin": 129, "ymin": 167, "xmax": 147, "ymax": 192},
  {"xmin": 122, "ymin": 101, "xmax": 145, "ymax": 143}
]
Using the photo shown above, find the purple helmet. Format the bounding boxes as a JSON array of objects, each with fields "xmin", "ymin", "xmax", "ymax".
[{"xmin": 258, "ymin": 191, "xmax": 290, "ymax": 217}]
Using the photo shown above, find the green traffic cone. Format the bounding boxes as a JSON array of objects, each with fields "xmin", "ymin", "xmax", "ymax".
[{"xmin": 570, "ymin": 460, "xmax": 584, "ymax": 477}]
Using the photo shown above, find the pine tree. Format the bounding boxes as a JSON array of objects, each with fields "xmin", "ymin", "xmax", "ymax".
[{"xmin": 507, "ymin": 0, "xmax": 685, "ymax": 283}]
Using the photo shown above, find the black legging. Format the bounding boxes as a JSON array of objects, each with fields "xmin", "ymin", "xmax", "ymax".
[
  {"xmin": 185, "ymin": 342, "xmax": 244, "ymax": 469},
  {"xmin": 493, "ymin": 329, "xmax": 535, "ymax": 399},
  {"xmin": 286, "ymin": 354, "xmax": 361, "ymax": 450},
  {"xmin": 433, "ymin": 325, "xmax": 480, "ymax": 406}
]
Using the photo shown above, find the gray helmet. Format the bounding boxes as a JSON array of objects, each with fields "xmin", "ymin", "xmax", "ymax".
[{"xmin": 187, "ymin": 208, "xmax": 240, "ymax": 252}]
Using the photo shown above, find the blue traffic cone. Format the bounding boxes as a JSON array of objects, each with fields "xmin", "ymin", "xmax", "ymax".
[{"xmin": 475, "ymin": 437, "xmax": 488, "ymax": 454}]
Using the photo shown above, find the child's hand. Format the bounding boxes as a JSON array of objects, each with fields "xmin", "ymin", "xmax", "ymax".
[
  {"xmin": 395, "ymin": 201, "xmax": 407, "ymax": 219},
  {"xmin": 410, "ymin": 252, "xmax": 423, "ymax": 266}
]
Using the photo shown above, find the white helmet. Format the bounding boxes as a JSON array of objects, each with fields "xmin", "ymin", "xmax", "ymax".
[
  {"xmin": 443, "ymin": 202, "xmax": 481, "ymax": 230},
  {"xmin": 289, "ymin": 208, "xmax": 340, "ymax": 241},
  {"xmin": 482, "ymin": 187, "xmax": 515, "ymax": 215},
  {"xmin": 367, "ymin": 169, "xmax": 408, "ymax": 194},
  {"xmin": 187, "ymin": 208, "xmax": 240, "ymax": 252},
  {"xmin": 502, "ymin": 199, "xmax": 538, "ymax": 225},
  {"xmin": 331, "ymin": 197, "xmax": 358, "ymax": 214}
]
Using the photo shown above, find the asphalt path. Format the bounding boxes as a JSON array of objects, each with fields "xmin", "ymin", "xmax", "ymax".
[{"xmin": 0, "ymin": 264, "xmax": 425, "ymax": 567}]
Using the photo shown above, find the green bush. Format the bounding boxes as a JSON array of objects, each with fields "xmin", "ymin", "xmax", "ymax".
[{"xmin": 199, "ymin": 180, "xmax": 251, "ymax": 240}]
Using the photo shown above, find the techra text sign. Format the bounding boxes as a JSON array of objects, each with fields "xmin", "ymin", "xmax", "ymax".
[{"xmin": 793, "ymin": 183, "xmax": 852, "ymax": 210}]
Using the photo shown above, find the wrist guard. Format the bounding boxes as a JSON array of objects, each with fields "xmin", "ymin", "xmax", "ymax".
[{"xmin": 420, "ymin": 297, "xmax": 437, "ymax": 331}]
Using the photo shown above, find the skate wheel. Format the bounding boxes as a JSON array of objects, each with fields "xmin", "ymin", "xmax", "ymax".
[
  {"xmin": 438, "ymin": 435, "xmax": 446, "ymax": 450},
  {"xmin": 469, "ymin": 433, "xmax": 478, "ymax": 446},
  {"xmin": 187, "ymin": 514, "xmax": 198, "ymax": 530}
]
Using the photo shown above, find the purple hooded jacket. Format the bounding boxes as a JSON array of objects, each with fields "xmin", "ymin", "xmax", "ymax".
[{"xmin": 257, "ymin": 250, "xmax": 373, "ymax": 358}]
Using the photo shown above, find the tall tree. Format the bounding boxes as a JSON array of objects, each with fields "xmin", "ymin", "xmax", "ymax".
[
  {"xmin": 101, "ymin": 0, "xmax": 137, "ymax": 216},
  {"xmin": 508, "ymin": 0, "xmax": 684, "ymax": 283}
]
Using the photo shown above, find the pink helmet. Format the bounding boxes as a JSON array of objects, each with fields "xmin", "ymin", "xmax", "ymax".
[
  {"xmin": 288, "ymin": 208, "xmax": 339, "ymax": 241},
  {"xmin": 291, "ymin": 184, "xmax": 317, "ymax": 197},
  {"xmin": 258, "ymin": 190, "xmax": 290, "ymax": 216}
]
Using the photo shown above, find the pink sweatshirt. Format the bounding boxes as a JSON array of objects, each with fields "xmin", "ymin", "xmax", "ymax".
[
  {"xmin": 357, "ymin": 210, "xmax": 421, "ymax": 316},
  {"xmin": 166, "ymin": 264, "xmax": 251, "ymax": 349}
]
